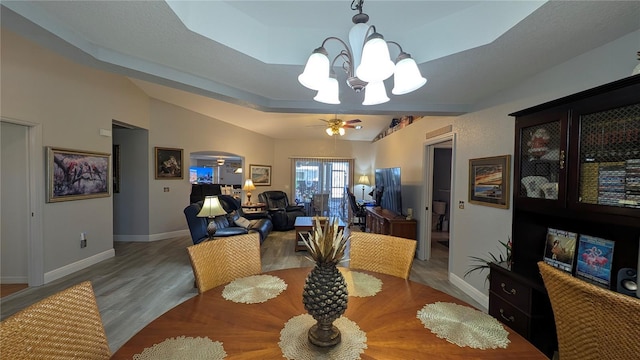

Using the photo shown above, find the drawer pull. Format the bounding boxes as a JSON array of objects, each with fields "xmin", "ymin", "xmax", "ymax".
[
  {"xmin": 501, "ymin": 283, "xmax": 516, "ymax": 295},
  {"xmin": 499, "ymin": 308, "xmax": 515, "ymax": 323}
]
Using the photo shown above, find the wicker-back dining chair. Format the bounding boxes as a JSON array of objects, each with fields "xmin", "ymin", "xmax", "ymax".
[
  {"xmin": 537, "ymin": 261, "xmax": 640, "ymax": 360},
  {"xmin": 187, "ymin": 232, "xmax": 262, "ymax": 294},
  {"xmin": 0, "ymin": 281, "xmax": 111, "ymax": 359},
  {"xmin": 349, "ymin": 233, "xmax": 417, "ymax": 279}
]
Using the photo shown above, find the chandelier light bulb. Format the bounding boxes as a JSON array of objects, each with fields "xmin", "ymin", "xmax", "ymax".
[
  {"xmin": 356, "ymin": 33, "xmax": 395, "ymax": 83},
  {"xmin": 298, "ymin": 48, "xmax": 330, "ymax": 91},
  {"xmin": 392, "ymin": 55, "xmax": 427, "ymax": 95},
  {"xmin": 313, "ymin": 73, "xmax": 341, "ymax": 104},
  {"xmin": 362, "ymin": 81, "xmax": 389, "ymax": 105}
]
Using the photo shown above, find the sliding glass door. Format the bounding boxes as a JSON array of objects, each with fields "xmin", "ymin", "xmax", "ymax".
[{"xmin": 292, "ymin": 158, "xmax": 353, "ymax": 220}]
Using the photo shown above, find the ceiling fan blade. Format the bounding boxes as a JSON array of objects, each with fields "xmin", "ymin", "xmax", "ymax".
[
  {"xmin": 343, "ymin": 125, "xmax": 356, "ymax": 129},
  {"xmin": 345, "ymin": 119, "xmax": 362, "ymax": 124}
]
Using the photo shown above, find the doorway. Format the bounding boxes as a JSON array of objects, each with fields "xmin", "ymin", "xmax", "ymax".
[{"xmin": 423, "ymin": 135, "xmax": 454, "ymax": 275}]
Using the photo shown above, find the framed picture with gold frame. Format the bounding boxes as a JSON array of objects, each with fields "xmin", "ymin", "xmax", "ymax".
[
  {"xmin": 47, "ymin": 147, "xmax": 111, "ymax": 203},
  {"xmin": 468, "ymin": 155, "xmax": 511, "ymax": 209},
  {"xmin": 250, "ymin": 164, "xmax": 271, "ymax": 186}
]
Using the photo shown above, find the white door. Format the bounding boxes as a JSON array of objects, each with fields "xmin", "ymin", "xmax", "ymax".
[{"xmin": 1, "ymin": 122, "xmax": 29, "ymax": 284}]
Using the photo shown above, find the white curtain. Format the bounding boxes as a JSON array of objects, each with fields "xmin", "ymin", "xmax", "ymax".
[{"xmin": 291, "ymin": 157, "xmax": 354, "ymax": 220}]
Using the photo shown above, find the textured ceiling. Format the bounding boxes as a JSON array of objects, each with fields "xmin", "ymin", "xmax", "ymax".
[{"xmin": 2, "ymin": 1, "xmax": 639, "ymax": 141}]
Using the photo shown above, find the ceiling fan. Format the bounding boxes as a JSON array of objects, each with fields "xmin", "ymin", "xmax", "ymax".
[{"xmin": 320, "ymin": 118, "xmax": 362, "ymax": 136}]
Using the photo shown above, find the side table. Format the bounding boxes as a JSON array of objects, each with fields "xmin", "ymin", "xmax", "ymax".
[
  {"xmin": 241, "ymin": 202, "xmax": 266, "ymax": 214},
  {"xmin": 293, "ymin": 217, "xmax": 345, "ymax": 251}
]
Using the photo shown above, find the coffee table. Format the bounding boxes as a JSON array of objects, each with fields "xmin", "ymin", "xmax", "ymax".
[{"xmin": 293, "ymin": 216, "xmax": 346, "ymax": 251}]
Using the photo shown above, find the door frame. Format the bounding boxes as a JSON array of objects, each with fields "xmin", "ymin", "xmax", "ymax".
[
  {"xmin": 1, "ymin": 117, "xmax": 44, "ymax": 286},
  {"xmin": 421, "ymin": 133, "xmax": 455, "ymax": 269}
]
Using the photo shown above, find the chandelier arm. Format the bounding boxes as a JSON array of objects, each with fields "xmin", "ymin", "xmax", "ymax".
[
  {"xmin": 351, "ymin": 0, "xmax": 364, "ymax": 13},
  {"xmin": 386, "ymin": 40, "xmax": 411, "ymax": 62},
  {"xmin": 321, "ymin": 37, "xmax": 355, "ymax": 76}
]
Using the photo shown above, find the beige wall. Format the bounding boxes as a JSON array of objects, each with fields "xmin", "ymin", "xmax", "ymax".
[{"xmin": 1, "ymin": 29, "xmax": 149, "ymax": 278}]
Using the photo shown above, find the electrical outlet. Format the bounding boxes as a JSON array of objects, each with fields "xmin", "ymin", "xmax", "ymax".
[{"xmin": 80, "ymin": 232, "xmax": 87, "ymax": 248}]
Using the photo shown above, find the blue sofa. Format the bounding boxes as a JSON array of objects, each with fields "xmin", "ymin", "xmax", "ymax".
[{"xmin": 184, "ymin": 195, "xmax": 273, "ymax": 244}]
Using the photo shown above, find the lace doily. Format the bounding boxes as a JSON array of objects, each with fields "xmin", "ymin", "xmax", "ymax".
[
  {"xmin": 339, "ymin": 269, "xmax": 382, "ymax": 297},
  {"xmin": 279, "ymin": 314, "xmax": 367, "ymax": 360},
  {"xmin": 132, "ymin": 336, "xmax": 226, "ymax": 360},
  {"xmin": 222, "ymin": 274, "xmax": 287, "ymax": 304},
  {"xmin": 417, "ymin": 302, "xmax": 510, "ymax": 350}
]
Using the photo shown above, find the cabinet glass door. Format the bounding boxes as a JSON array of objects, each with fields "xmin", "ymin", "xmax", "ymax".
[
  {"xmin": 578, "ymin": 103, "xmax": 640, "ymax": 208},
  {"xmin": 518, "ymin": 120, "xmax": 563, "ymax": 200}
]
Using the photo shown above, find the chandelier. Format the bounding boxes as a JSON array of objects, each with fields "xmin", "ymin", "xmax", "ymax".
[{"xmin": 298, "ymin": 0, "xmax": 427, "ymax": 106}]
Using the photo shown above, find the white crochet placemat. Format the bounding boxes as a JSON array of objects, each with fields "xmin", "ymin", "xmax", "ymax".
[
  {"xmin": 222, "ymin": 274, "xmax": 287, "ymax": 304},
  {"xmin": 132, "ymin": 336, "xmax": 226, "ymax": 360},
  {"xmin": 339, "ymin": 269, "xmax": 383, "ymax": 297},
  {"xmin": 417, "ymin": 302, "xmax": 510, "ymax": 350},
  {"xmin": 279, "ymin": 314, "xmax": 367, "ymax": 360}
]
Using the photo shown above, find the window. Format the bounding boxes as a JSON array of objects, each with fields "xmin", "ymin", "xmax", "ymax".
[{"xmin": 291, "ymin": 157, "xmax": 353, "ymax": 220}]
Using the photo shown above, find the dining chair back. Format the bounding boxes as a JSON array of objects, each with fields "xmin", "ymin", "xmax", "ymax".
[
  {"xmin": 537, "ymin": 261, "xmax": 640, "ymax": 360},
  {"xmin": 0, "ymin": 281, "xmax": 111, "ymax": 359},
  {"xmin": 349, "ymin": 233, "xmax": 417, "ymax": 279},
  {"xmin": 187, "ymin": 232, "xmax": 262, "ymax": 293}
]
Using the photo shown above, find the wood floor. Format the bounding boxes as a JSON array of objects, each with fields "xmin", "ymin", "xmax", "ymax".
[{"xmin": 0, "ymin": 228, "xmax": 481, "ymax": 354}]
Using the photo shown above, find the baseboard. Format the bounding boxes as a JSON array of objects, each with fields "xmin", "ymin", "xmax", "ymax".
[
  {"xmin": 1, "ymin": 276, "xmax": 28, "ymax": 284},
  {"xmin": 114, "ymin": 229, "xmax": 189, "ymax": 242},
  {"xmin": 44, "ymin": 248, "xmax": 115, "ymax": 284},
  {"xmin": 449, "ymin": 272, "xmax": 489, "ymax": 311}
]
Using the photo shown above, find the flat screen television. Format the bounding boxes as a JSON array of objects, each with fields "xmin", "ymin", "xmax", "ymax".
[{"xmin": 374, "ymin": 167, "xmax": 403, "ymax": 216}]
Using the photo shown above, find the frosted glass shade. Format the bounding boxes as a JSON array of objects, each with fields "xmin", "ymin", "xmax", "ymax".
[
  {"xmin": 362, "ymin": 81, "xmax": 389, "ymax": 105},
  {"xmin": 356, "ymin": 34, "xmax": 395, "ymax": 83},
  {"xmin": 339, "ymin": 127, "xmax": 346, "ymax": 136},
  {"xmin": 392, "ymin": 57, "xmax": 427, "ymax": 95},
  {"xmin": 349, "ymin": 22, "xmax": 369, "ymax": 73},
  {"xmin": 313, "ymin": 76, "xmax": 340, "ymax": 104},
  {"xmin": 298, "ymin": 50, "xmax": 330, "ymax": 90}
]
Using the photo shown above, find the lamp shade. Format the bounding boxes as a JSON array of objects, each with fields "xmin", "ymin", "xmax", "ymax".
[
  {"xmin": 392, "ymin": 56, "xmax": 427, "ymax": 95},
  {"xmin": 243, "ymin": 179, "xmax": 256, "ymax": 191},
  {"xmin": 356, "ymin": 33, "xmax": 395, "ymax": 83},
  {"xmin": 313, "ymin": 74, "xmax": 341, "ymax": 104},
  {"xmin": 339, "ymin": 127, "xmax": 346, "ymax": 136},
  {"xmin": 197, "ymin": 196, "xmax": 227, "ymax": 218},
  {"xmin": 358, "ymin": 175, "xmax": 370, "ymax": 186},
  {"xmin": 362, "ymin": 81, "xmax": 389, "ymax": 105},
  {"xmin": 298, "ymin": 48, "xmax": 330, "ymax": 91}
]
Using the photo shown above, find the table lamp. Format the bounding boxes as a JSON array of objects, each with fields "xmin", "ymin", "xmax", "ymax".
[
  {"xmin": 243, "ymin": 179, "xmax": 256, "ymax": 205},
  {"xmin": 358, "ymin": 175, "xmax": 370, "ymax": 201},
  {"xmin": 197, "ymin": 196, "xmax": 227, "ymax": 239}
]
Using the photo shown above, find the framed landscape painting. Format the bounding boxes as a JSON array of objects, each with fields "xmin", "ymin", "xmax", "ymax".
[
  {"xmin": 47, "ymin": 147, "xmax": 111, "ymax": 202},
  {"xmin": 250, "ymin": 164, "xmax": 271, "ymax": 186},
  {"xmin": 468, "ymin": 155, "xmax": 511, "ymax": 209},
  {"xmin": 155, "ymin": 147, "xmax": 183, "ymax": 179}
]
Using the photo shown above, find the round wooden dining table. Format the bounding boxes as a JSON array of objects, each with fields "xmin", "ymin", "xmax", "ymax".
[{"xmin": 112, "ymin": 267, "xmax": 547, "ymax": 359}]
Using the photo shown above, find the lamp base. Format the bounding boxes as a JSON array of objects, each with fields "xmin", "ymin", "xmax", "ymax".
[{"xmin": 206, "ymin": 219, "xmax": 218, "ymax": 239}]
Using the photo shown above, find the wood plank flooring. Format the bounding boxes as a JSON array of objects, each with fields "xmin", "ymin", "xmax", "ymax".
[{"xmin": 1, "ymin": 228, "xmax": 482, "ymax": 354}]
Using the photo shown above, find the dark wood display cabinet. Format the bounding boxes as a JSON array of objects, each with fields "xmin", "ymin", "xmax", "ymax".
[
  {"xmin": 493, "ymin": 75, "xmax": 640, "ymax": 358},
  {"xmin": 365, "ymin": 207, "xmax": 417, "ymax": 239}
]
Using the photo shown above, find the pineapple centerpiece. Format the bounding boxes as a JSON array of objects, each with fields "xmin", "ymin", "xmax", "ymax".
[{"xmin": 301, "ymin": 217, "xmax": 349, "ymax": 347}]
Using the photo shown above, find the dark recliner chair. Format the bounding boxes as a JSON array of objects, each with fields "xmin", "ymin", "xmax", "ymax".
[{"xmin": 258, "ymin": 191, "xmax": 305, "ymax": 231}]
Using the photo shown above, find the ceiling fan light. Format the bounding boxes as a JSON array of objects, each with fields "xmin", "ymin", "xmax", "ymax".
[
  {"xmin": 392, "ymin": 56, "xmax": 427, "ymax": 95},
  {"xmin": 339, "ymin": 127, "xmax": 346, "ymax": 136},
  {"xmin": 326, "ymin": 127, "xmax": 334, "ymax": 136},
  {"xmin": 313, "ymin": 75, "xmax": 341, "ymax": 104},
  {"xmin": 298, "ymin": 48, "xmax": 330, "ymax": 90},
  {"xmin": 362, "ymin": 81, "xmax": 389, "ymax": 105},
  {"xmin": 356, "ymin": 33, "xmax": 395, "ymax": 83}
]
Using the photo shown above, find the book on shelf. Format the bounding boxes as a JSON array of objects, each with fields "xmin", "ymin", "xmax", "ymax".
[
  {"xmin": 575, "ymin": 234, "xmax": 615, "ymax": 288},
  {"xmin": 543, "ymin": 228, "xmax": 577, "ymax": 273}
]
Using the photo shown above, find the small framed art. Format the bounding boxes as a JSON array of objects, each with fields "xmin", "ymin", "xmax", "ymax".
[
  {"xmin": 250, "ymin": 164, "xmax": 271, "ymax": 186},
  {"xmin": 468, "ymin": 155, "xmax": 511, "ymax": 209},
  {"xmin": 155, "ymin": 147, "xmax": 183, "ymax": 179}
]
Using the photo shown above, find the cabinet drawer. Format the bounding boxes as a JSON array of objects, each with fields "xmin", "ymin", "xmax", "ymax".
[
  {"xmin": 489, "ymin": 292, "xmax": 530, "ymax": 337},
  {"xmin": 490, "ymin": 270, "xmax": 532, "ymax": 311}
]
